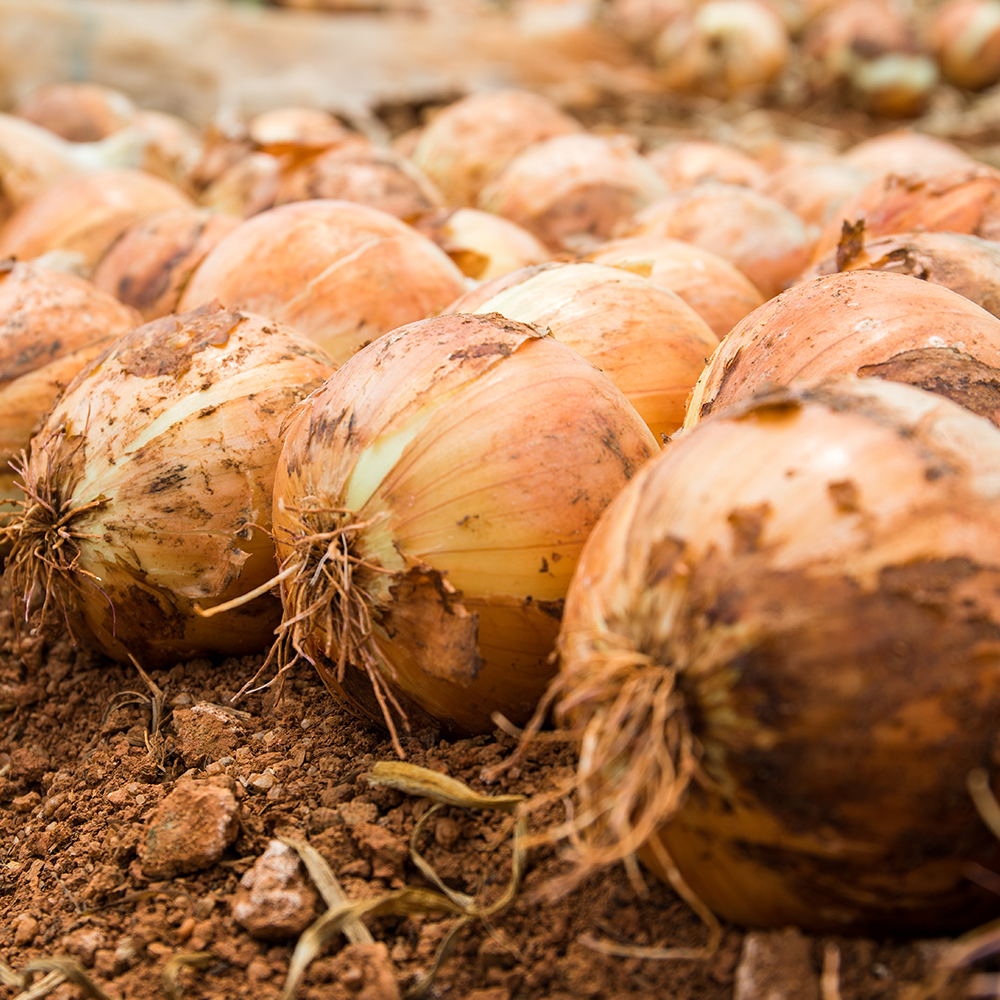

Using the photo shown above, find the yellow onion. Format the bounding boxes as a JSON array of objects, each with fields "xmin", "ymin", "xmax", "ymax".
[
  {"xmin": 810, "ymin": 163, "xmax": 1000, "ymax": 264},
  {"xmin": 627, "ymin": 182, "xmax": 811, "ymax": 298},
  {"xmin": 478, "ymin": 132, "xmax": 667, "ymax": 253},
  {"xmin": 803, "ymin": 229, "xmax": 1000, "ymax": 322},
  {"xmin": 586, "ymin": 235, "xmax": 765, "ymax": 338},
  {"xmin": 838, "ymin": 130, "xmax": 974, "ymax": 180},
  {"xmin": 0, "ymin": 261, "xmax": 140, "ymax": 529},
  {"xmin": 686, "ymin": 270, "xmax": 1000, "ymax": 427},
  {"xmin": 247, "ymin": 106, "xmax": 358, "ymax": 156},
  {"xmin": 252, "ymin": 146, "xmax": 444, "ymax": 222},
  {"xmin": 653, "ymin": 0, "xmax": 790, "ymax": 100},
  {"xmin": 603, "ymin": 0, "xmax": 692, "ymax": 45},
  {"xmin": 200, "ymin": 152, "xmax": 282, "ymax": 218},
  {"xmin": 129, "ymin": 110, "xmax": 204, "ymax": 192},
  {"xmin": 2, "ymin": 303, "xmax": 335, "ymax": 666},
  {"xmin": 90, "ymin": 207, "xmax": 241, "ymax": 320},
  {"xmin": 414, "ymin": 207, "xmax": 551, "ymax": 280},
  {"xmin": 412, "ymin": 89, "xmax": 581, "ymax": 207},
  {"xmin": 553, "ymin": 375, "xmax": 1000, "ymax": 932},
  {"xmin": 0, "ymin": 168, "xmax": 192, "ymax": 276},
  {"xmin": 178, "ymin": 199, "xmax": 467, "ymax": 366},
  {"xmin": 14, "ymin": 82, "xmax": 136, "ymax": 143},
  {"xmin": 646, "ymin": 139, "xmax": 767, "ymax": 191},
  {"xmin": 760, "ymin": 159, "xmax": 873, "ymax": 234},
  {"xmin": 929, "ymin": 0, "xmax": 1000, "ymax": 90},
  {"xmin": 448, "ymin": 261, "xmax": 718, "ymax": 439},
  {"xmin": 270, "ymin": 312, "xmax": 658, "ymax": 746},
  {"xmin": 188, "ymin": 120, "xmax": 254, "ymax": 197}
]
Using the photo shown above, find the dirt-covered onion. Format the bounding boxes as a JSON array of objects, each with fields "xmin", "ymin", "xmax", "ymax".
[
  {"xmin": 2, "ymin": 303, "xmax": 335, "ymax": 666},
  {"xmin": 448, "ymin": 261, "xmax": 719, "ymax": 439},
  {"xmin": 553, "ymin": 375, "xmax": 1000, "ymax": 932},
  {"xmin": 90, "ymin": 206, "xmax": 240, "ymax": 320},
  {"xmin": 0, "ymin": 168, "xmax": 192, "ymax": 276},
  {"xmin": 412, "ymin": 89, "xmax": 581, "ymax": 208},
  {"xmin": 687, "ymin": 270, "xmax": 1000, "ymax": 427},
  {"xmin": 586, "ymin": 235, "xmax": 765, "ymax": 338},
  {"xmin": 270, "ymin": 312, "xmax": 658, "ymax": 746}
]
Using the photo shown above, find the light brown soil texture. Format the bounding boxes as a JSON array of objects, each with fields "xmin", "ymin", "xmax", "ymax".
[{"xmin": 0, "ymin": 584, "xmax": 983, "ymax": 1000}]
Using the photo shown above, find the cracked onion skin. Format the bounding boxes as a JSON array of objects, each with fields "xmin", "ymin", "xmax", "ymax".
[
  {"xmin": 271, "ymin": 312, "xmax": 658, "ymax": 740},
  {"xmin": 556, "ymin": 377, "xmax": 1000, "ymax": 933},
  {"xmin": 3, "ymin": 302, "xmax": 335, "ymax": 667},
  {"xmin": 686, "ymin": 270, "xmax": 1000, "ymax": 429}
]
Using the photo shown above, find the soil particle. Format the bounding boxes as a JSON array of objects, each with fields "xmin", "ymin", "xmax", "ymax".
[
  {"xmin": 734, "ymin": 929, "xmax": 820, "ymax": 1000},
  {"xmin": 232, "ymin": 840, "xmax": 320, "ymax": 940}
]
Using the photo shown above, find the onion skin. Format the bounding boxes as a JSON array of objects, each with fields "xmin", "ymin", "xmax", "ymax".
[
  {"xmin": 839, "ymin": 131, "xmax": 973, "ymax": 180},
  {"xmin": 91, "ymin": 207, "xmax": 240, "ymax": 320},
  {"xmin": 0, "ymin": 168, "xmax": 192, "ymax": 276},
  {"xmin": 178, "ymin": 199, "xmax": 467, "ymax": 366},
  {"xmin": 803, "ymin": 229, "xmax": 1000, "ymax": 321},
  {"xmin": 14, "ymin": 83, "xmax": 135, "ymax": 143},
  {"xmin": 585, "ymin": 235, "xmax": 765, "ymax": 338},
  {"xmin": 447, "ymin": 260, "xmax": 719, "ymax": 439},
  {"xmin": 628, "ymin": 182, "xmax": 811, "ymax": 299},
  {"xmin": 647, "ymin": 140, "xmax": 767, "ymax": 191},
  {"xmin": 3, "ymin": 303, "xmax": 335, "ymax": 667},
  {"xmin": 271, "ymin": 312, "xmax": 658, "ymax": 740},
  {"xmin": 412, "ymin": 89, "xmax": 581, "ymax": 208},
  {"xmin": 687, "ymin": 270, "xmax": 1000, "ymax": 427},
  {"xmin": 556, "ymin": 376, "xmax": 1000, "ymax": 933}
]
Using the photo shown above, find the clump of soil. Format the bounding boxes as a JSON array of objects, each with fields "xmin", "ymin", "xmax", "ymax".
[{"xmin": 0, "ymin": 586, "xmax": 980, "ymax": 1000}]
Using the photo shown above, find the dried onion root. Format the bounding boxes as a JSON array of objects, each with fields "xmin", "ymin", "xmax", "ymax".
[
  {"xmin": 2, "ymin": 302, "xmax": 335, "ymax": 666},
  {"xmin": 270, "ymin": 312, "xmax": 658, "ymax": 750},
  {"xmin": 552, "ymin": 376, "xmax": 1000, "ymax": 932}
]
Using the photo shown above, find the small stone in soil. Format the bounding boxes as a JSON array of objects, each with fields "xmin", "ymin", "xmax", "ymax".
[
  {"xmin": 734, "ymin": 928, "xmax": 821, "ymax": 1000},
  {"xmin": 232, "ymin": 839, "xmax": 320, "ymax": 940}
]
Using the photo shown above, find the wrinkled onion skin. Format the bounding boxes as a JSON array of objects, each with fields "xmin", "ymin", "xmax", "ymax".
[
  {"xmin": 273, "ymin": 313, "xmax": 658, "ymax": 736},
  {"xmin": 558, "ymin": 378, "xmax": 1000, "ymax": 932},
  {"xmin": 4, "ymin": 303, "xmax": 335, "ymax": 667}
]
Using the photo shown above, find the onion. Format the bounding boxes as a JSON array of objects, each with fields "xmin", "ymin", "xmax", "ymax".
[
  {"xmin": 839, "ymin": 130, "xmax": 974, "ymax": 179},
  {"xmin": 646, "ymin": 140, "xmax": 767, "ymax": 191},
  {"xmin": 270, "ymin": 312, "xmax": 658, "ymax": 746},
  {"xmin": 14, "ymin": 82, "xmax": 136, "ymax": 143},
  {"xmin": 929, "ymin": 0, "xmax": 1000, "ymax": 91},
  {"xmin": 411, "ymin": 89, "xmax": 581, "ymax": 207},
  {"xmin": 90, "ymin": 207, "xmax": 241, "ymax": 320},
  {"xmin": 177, "ymin": 199, "xmax": 467, "ymax": 366},
  {"xmin": 760, "ymin": 159, "xmax": 873, "ymax": 233},
  {"xmin": 553, "ymin": 375, "xmax": 1000, "ymax": 932},
  {"xmin": 0, "ymin": 261, "xmax": 140, "ymax": 531},
  {"xmin": 448, "ymin": 260, "xmax": 718, "ymax": 439},
  {"xmin": 627, "ymin": 182, "xmax": 811, "ymax": 298},
  {"xmin": 803, "ymin": 229, "xmax": 1000, "ymax": 322},
  {"xmin": 188, "ymin": 120, "xmax": 253, "ymax": 197},
  {"xmin": 810, "ymin": 163, "xmax": 1000, "ymax": 265},
  {"xmin": 686, "ymin": 270, "xmax": 1000, "ymax": 427},
  {"xmin": 653, "ymin": 0, "xmax": 790, "ymax": 100},
  {"xmin": 2, "ymin": 302, "xmax": 335, "ymax": 666},
  {"xmin": 586, "ymin": 235, "xmax": 765, "ymax": 338},
  {"xmin": 130, "ymin": 110, "xmax": 203, "ymax": 192},
  {"xmin": 0, "ymin": 168, "xmax": 192, "ymax": 276},
  {"xmin": 247, "ymin": 106, "xmax": 358, "ymax": 156},
  {"xmin": 478, "ymin": 132, "xmax": 666, "ymax": 253},
  {"xmin": 414, "ymin": 207, "xmax": 551, "ymax": 280},
  {"xmin": 603, "ymin": 0, "xmax": 691, "ymax": 46},
  {"xmin": 200, "ymin": 152, "xmax": 282, "ymax": 218}
]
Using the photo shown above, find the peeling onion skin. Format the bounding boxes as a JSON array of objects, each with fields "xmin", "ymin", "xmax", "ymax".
[
  {"xmin": 178, "ymin": 199, "xmax": 468, "ymax": 367},
  {"xmin": 0, "ymin": 261, "xmax": 141, "ymax": 534},
  {"xmin": 271, "ymin": 312, "xmax": 659, "ymax": 741},
  {"xmin": 556, "ymin": 377, "xmax": 1000, "ymax": 932},
  {"xmin": 2, "ymin": 302, "xmax": 336, "ymax": 667},
  {"xmin": 91, "ymin": 207, "xmax": 240, "ymax": 320},
  {"xmin": 686, "ymin": 270, "xmax": 1000, "ymax": 429},
  {"xmin": 447, "ymin": 260, "xmax": 719, "ymax": 440}
]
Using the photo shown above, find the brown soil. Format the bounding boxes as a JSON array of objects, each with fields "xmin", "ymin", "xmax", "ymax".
[{"xmin": 0, "ymin": 585, "xmax": 983, "ymax": 1000}]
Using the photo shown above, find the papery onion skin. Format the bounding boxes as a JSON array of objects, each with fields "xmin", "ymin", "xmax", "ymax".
[
  {"xmin": 686, "ymin": 270, "xmax": 1000, "ymax": 428},
  {"xmin": 178, "ymin": 199, "xmax": 467, "ymax": 366},
  {"xmin": 271, "ymin": 312, "xmax": 658, "ymax": 739},
  {"xmin": 555, "ymin": 376, "xmax": 1000, "ymax": 933},
  {"xmin": 3, "ymin": 303, "xmax": 336, "ymax": 667},
  {"xmin": 91, "ymin": 207, "xmax": 240, "ymax": 320},
  {"xmin": 447, "ymin": 260, "xmax": 719, "ymax": 440},
  {"xmin": 0, "ymin": 168, "xmax": 192, "ymax": 276}
]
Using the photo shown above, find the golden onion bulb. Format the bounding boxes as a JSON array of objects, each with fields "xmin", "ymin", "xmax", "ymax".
[
  {"xmin": 3, "ymin": 303, "xmax": 335, "ymax": 667},
  {"xmin": 14, "ymin": 83, "xmax": 135, "ymax": 143},
  {"xmin": 555, "ymin": 375, "xmax": 1000, "ymax": 933},
  {"xmin": 271, "ymin": 312, "xmax": 658, "ymax": 746},
  {"xmin": 686, "ymin": 270, "xmax": 1000, "ymax": 428},
  {"xmin": 447, "ymin": 260, "xmax": 719, "ymax": 440}
]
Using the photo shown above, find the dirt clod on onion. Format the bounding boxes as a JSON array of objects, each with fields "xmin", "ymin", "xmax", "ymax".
[
  {"xmin": 551, "ymin": 375, "xmax": 1000, "ymax": 933},
  {"xmin": 270, "ymin": 312, "xmax": 658, "ymax": 751},
  {"xmin": 3, "ymin": 302, "xmax": 336, "ymax": 667}
]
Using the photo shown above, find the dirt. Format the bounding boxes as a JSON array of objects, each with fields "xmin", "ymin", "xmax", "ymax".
[{"xmin": 0, "ymin": 583, "xmax": 982, "ymax": 1000}]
